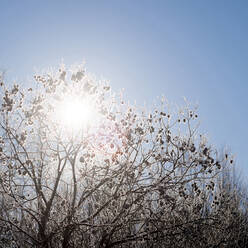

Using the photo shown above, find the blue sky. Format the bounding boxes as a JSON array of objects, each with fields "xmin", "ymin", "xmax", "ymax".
[{"xmin": 0, "ymin": 1, "xmax": 247, "ymax": 176}]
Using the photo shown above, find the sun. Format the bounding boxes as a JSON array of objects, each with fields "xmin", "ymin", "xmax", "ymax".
[{"xmin": 55, "ymin": 96, "xmax": 97, "ymax": 132}]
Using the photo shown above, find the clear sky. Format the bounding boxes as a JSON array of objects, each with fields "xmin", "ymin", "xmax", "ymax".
[{"xmin": 0, "ymin": 1, "xmax": 247, "ymax": 176}]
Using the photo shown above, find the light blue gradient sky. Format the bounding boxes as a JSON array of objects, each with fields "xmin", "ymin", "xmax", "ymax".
[{"xmin": 0, "ymin": 1, "xmax": 247, "ymax": 175}]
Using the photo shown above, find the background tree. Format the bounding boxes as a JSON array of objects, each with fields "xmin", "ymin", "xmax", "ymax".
[
  {"xmin": 205, "ymin": 166, "xmax": 248, "ymax": 247},
  {"xmin": 0, "ymin": 65, "xmax": 236, "ymax": 247}
]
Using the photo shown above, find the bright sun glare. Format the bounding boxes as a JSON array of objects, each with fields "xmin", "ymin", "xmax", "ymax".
[{"xmin": 56, "ymin": 96, "xmax": 96, "ymax": 132}]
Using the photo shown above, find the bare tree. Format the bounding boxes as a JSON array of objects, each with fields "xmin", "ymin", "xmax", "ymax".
[{"xmin": 0, "ymin": 65, "xmax": 232, "ymax": 247}]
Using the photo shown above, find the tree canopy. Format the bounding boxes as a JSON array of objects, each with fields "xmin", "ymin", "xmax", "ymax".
[{"xmin": 0, "ymin": 64, "xmax": 246, "ymax": 248}]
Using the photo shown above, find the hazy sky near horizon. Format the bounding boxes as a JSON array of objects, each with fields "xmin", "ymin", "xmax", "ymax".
[{"xmin": 0, "ymin": 1, "xmax": 247, "ymax": 176}]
